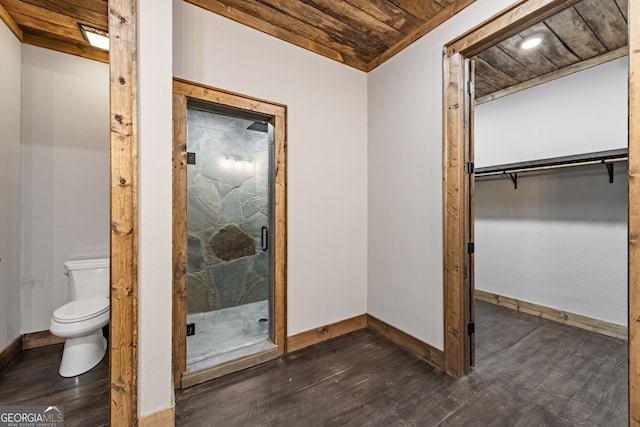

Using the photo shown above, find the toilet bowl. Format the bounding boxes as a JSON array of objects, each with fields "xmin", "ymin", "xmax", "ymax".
[{"xmin": 49, "ymin": 258, "xmax": 110, "ymax": 377}]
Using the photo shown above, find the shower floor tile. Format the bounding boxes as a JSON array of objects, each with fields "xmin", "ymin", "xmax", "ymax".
[{"xmin": 186, "ymin": 300, "xmax": 276, "ymax": 373}]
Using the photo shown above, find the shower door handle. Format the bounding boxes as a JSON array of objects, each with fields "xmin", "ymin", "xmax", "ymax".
[{"xmin": 261, "ymin": 226, "xmax": 269, "ymax": 251}]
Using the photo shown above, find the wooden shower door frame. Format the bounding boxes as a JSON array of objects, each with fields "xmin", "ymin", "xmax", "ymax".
[{"xmin": 171, "ymin": 78, "xmax": 288, "ymax": 388}]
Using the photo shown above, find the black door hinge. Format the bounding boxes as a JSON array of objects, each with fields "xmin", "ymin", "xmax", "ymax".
[
  {"xmin": 467, "ymin": 242, "xmax": 475, "ymax": 254},
  {"xmin": 467, "ymin": 322, "xmax": 475, "ymax": 335},
  {"xmin": 186, "ymin": 323, "xmax": 195, "ymax": 336},
  {"xmin": 187, "ymin": 152, "xmax": 196, "ymax": 165},
  {"xmin": 467, "ymin": 162, "xmax": 474, "ymax": 174}
]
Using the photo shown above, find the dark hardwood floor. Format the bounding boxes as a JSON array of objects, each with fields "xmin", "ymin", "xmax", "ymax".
[
  {"xmin": 0, "ymin": 301, "xmax": 627, "ymax": 426},
  {"xmin": 0, "ymin": 343, "xmax": 109, "ymax": 427}
]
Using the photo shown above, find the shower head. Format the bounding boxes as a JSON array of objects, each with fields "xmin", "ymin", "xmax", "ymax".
[{"xmin": 247, "ymin": 121, "xmax": 268, "ymax": 132}]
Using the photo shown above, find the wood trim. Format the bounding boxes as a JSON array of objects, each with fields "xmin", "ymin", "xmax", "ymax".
[
  {"xmin": 476, "ymin": 46, "xmax": 628, "ymax": 104},
  {"xmin": 21, "ymin": 32, "xmax": 109, "ymax": 63},
  {"xmin": 475, "ymin": 290, "xmax": 628, "ymax": 340},
  {"xmin": 172, "ymin": 92, "xmax": 188, "ymax": 388},
  {"xmin": 138, "ymin": 406, "xmax": 175, "ymax": 427},
  {"xmin": 0, "ymin": 2, "xmax": 23, "ymax": 41},
  {"xmin": 0, "ymin": 336, "xmax": 21, "ymax": 372},
  {"xmin": 21, "ymin": 331, "xmax": 65, "ymax": 350},
  {"xmin": 108, "ymin": 0, "xmax": 138, "ymax": 424},
  {"xmin": 181, "ymin": 347, "xmax": 279, "ymax": 388},
  {"xmin": 442, "ymin": 52, "xmax": 471, "ymax": 377},
  {"xmin": 171, "ymin": 78, "xmax": 287, "ymax": 385},
  {"xmin": 366, "ymin": 0, "xmax": 477, "ymax": 71},
  {"xmin": 629, "ymin": 0, "xmax": 640, "ymax": 423},
  {"xmin": 445, "ymin": 0, "xmax": 582, "ymax": 58},
  {"xmin": 182, "ymin": 0, "xmax": 362, "ymax": 71},
  {"xmin": 367, "ymin": 315, "xmax": 444, "ymax": 369},
  {"xmin": 287, "ymin": 314, "xmax": 368, "ymax": 353},
  {"xmin": 444, "ymin": 0, "xmax": 639, "ymax": 422}
]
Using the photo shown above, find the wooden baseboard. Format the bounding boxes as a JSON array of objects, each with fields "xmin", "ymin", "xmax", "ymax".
[
  {"xmin": 138, "ymin": 406, "xmax": 175, "ymax": 427},
  {"xmin": 182, "ymin": 347, "xmax": 279, "ymax": 389},
  {"xmin": 22, "ymin": 330, "xmax": 65, "ymax": 350},
  {"xmin": 0, "ymin": 336, "xmax": 22, "ymax": 372},
  {"xmin": 286, "ymin": 314, "xmax": 368, "ymax": 353},
  {"xmin": 367, "ymin": 315, "xmax": 444, "ymax": 369},
  {"xmin": 475, "ymin": 289, "xmax": 628, "ymax": 341}
]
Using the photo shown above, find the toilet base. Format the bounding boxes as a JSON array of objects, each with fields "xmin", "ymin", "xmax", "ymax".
[{"xmin": 59, "ymin": 329, "xmax": 107, "ymax": 377}]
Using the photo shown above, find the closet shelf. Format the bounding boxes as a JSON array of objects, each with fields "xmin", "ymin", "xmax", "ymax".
[{"xmin": 474, "ymin": 148, "xmax": 628, "ymax": 189}]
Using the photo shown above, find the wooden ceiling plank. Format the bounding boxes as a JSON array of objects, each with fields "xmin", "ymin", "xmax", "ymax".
[
  {"xmin": 367, "ymin": 0, "xmax": 477, "ymax": 70},
  {"xmin": 10, "ymin": 11, "xmax": 85, "ymax": 43},
  {"xmin": 474, "ymin": 56, "xmax": 520, "ymax": 87},
  {"xmin": 496, "ymin": 34, "xmax": 558, "ymax": 75},
  {"xmin": 299, "ymin": 0, "xmax": 404, "ymax": 47},
  {"xmin": 614, "ymin": 0, "xmax": 628, "ymax": 23},
  {"xmin": 574, "ymin": 0, "xmax": 627, "ymax": 50},
  {"xmin": 184, "ymin": 0, "xmax": 370, "ymax": 70},
  {"xmin": 520, "ymin": 22, "xmax": 581, "ymax": 68},
  {"xmin": 21, "ymin": 0, "xmax": 107, "ymax": 29},
  {"xmin": 391, "ymin": 0, "xmax": 443, "ymax": 22},
  {"xmin": 2, "ymin": 0, "xmax": 88, "ymax": 34},
  {"xmin": 0, "ymin": 1, "xmax": 23, "ymax": 41},
  {"xmin": 543, "ymin": 6, "xmax": 607, "ymax": 60},
  {"xmin": 22, "ymin": 28, "xmax": 108, "ymax": 63},
  {"xmin": 342, "ymin": 0, "xmax": 423, "ymax": 35},
  {"xmin": 473, "ymin": 73, "xmax": 503, "ymax": 98},
  {"xmin": 255, "ymin": 0, "xmax": 387, "ymax": 57},
  {"xmin": 476, "ymin": 45, "xmax": 538, "ymax": 83},
  {"xmin": 476, "ymin": 45, "xmax": 627, "ymax": 104}
]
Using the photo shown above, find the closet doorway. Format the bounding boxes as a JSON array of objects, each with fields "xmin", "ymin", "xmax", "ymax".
[
  {"xmin": 172, "ymin": 79, "xmax": 287, "ymax": 388},
  {"xmin": 442, "ymin": 0, "xmax": 639, "ymax": 422}
]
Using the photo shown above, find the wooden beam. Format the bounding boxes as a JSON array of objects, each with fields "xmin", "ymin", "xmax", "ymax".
[
  {"xmin": 0, "ymin": 1, "xmax": 23, "ymax": 41},
  {"xmin": 172, "ymin": 92, "xmax": 188, "ymax": 389},
  {"xmin": 274, "ymin": 110, "xmax": 288, "ymax": 356},
  {"xmin": 476, "ymin": 46, "xmax": 628, "ymax": 104},
  {"xmin": 367, "ymin": 0, "xmax": 477, "ymax": 71},
  {"xmin": 629, "ymin": 0, "xmax": 640, "ymax": 423},
  {"xmin": 476, "ymin": 290, "xmax": 629, "ymax": 340},
  {"xmin": 108, "ymin": 0, "xmax": 138, "ymax": 424},
  {"xmin": 287, "ymin": 314, "xmax": 368, "ymax": 352},
  {"xmin": 367, "ymin": 315, "xmax": 444, "ymax": 369}
]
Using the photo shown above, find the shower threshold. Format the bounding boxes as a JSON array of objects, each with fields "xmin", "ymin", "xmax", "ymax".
[{"xmin": 186, "ymin": 300, "xmax": 277, "ymax": 374}]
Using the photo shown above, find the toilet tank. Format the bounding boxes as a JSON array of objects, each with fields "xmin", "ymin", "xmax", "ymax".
[{"xmin": 64, "ymin": 258, "xmax": 110, "ymax": 300}]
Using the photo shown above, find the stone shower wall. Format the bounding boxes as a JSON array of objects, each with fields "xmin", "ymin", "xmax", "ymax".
[{"xmin": 186, "ymin": 109, "xmax": 270, "ymax": 314}]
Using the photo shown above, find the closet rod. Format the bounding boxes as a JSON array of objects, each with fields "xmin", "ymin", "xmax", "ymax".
[
  {"xmin": 474, "ymin": 148, "xmax": 628, "ymax": 177},
  {"xmin": 475, "ymin": 157, "xmax": 627, "ymax": 177}
]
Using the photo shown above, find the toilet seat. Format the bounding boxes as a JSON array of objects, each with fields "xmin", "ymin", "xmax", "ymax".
[{"xmin": 53, "ymin": 298, "xmax": 109, "ymax": 324}]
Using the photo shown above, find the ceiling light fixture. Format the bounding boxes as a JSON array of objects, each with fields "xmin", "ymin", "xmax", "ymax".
[
  {"xmin": 520, "ymin": 36, "xmax": 542, "ymax": 50},
  {"xmin": 79, "ymin": 24, "xmax": 109, "ymax": 51}
]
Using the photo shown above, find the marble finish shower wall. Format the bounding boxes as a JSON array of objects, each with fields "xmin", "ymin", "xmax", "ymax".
[{"xmin": 186, "ymin": 109, "xmax": 270, "ymax": 314}]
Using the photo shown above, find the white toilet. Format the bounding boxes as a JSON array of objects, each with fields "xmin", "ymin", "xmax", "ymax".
[{"xmin": 50, "ymin": 258, "xmax": 110, "ymax": 377}]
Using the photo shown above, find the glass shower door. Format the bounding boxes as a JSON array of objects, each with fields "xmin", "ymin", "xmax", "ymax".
[{"xmin": 184, "ymin": 102, "xmax": 275, "ymax": 372}]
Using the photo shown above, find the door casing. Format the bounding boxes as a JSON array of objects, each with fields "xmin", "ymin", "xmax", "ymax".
[{"xmin": 171, "ymin": 78, "xmax": 288, "ymax": 388}]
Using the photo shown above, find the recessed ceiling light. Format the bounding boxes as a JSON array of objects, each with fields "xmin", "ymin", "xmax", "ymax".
[
  {"xmin": 79, "ymin": 24, "xmax": 109, "ymax": 51},
  {"xmin": 521, "ymin": 37, "xmax": 542, "ymax": 50}
]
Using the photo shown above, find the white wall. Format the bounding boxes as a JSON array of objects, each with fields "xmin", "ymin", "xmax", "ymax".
[
  {"xmin": 474, "ymin": 59, "xmax": 628, "ymax": 326},
  {"xmin": 0, "ymin": 22, "xmax": 22, "ymax": 351},
  {"xmin": 138, "ymin": 0, "xmax": 174, "ymax": 418},
  {"xmin": 21, "ymin": 46, "xmax": 109, "ymax": 333},
  {"xmin": 475, "ymin": 165, "xmax": 627, "ymax": 325},
  {"xmin": 475, "ymin": 57, "xmax": 628, "ymax": 167},
  {"xmin": 367, "ymin": 0, "xmax": 515, "ymax": 350},
  {"xmin": 173, "ymin": 0, "xmax": 369, "ymax": 336}
]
